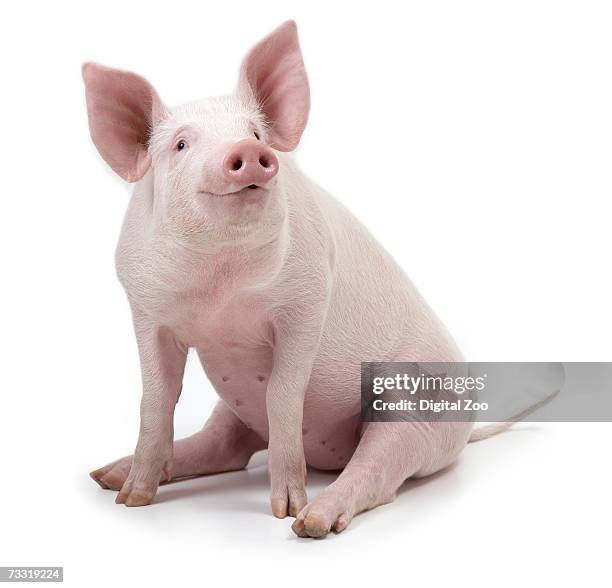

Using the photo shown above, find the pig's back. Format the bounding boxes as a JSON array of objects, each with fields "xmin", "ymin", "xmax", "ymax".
[{"xmin": 307, "ymin": 181, "xmax": 461, "ymax": 365}]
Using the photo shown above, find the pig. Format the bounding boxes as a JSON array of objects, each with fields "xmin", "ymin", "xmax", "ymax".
[{"xmin": 84, "ymin": 21, "xmax": 507, "ymax": 538}]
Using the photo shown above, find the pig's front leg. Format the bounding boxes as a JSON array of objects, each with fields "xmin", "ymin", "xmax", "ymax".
[
  {"xmin": 266, "ymin": 329, "xmax": 320, "ymax": 518},
  {"xmin": 115, "ymin": 316, "xmax": 186, "ymax": 507}
]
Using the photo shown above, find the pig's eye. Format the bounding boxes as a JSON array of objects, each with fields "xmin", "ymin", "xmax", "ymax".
[
  {"xmin": 253, "ymin": 132, "xmax": 260, "ymax": 140},
  {"xmin": 176, "ymin": 140, "xmax": 186, "ymax": 151}
]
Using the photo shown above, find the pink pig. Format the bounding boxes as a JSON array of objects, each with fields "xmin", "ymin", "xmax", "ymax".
[{"xmin": 85, "ymin": 21, "xmax": 500, "ymax": 537}]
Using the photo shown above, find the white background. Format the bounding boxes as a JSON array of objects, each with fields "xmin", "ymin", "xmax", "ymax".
[{"xmin": 1, "ymin": 1, "xmax": 610, "ymax": 586}]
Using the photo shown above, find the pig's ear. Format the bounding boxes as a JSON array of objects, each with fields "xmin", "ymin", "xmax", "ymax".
[
  {"xmin": 82, "ymin": 63, "xmax": 166, "ymax": 182},
  {"xmin": 238, "ymin": 21, "xmax": 310, "ymax": 152}
]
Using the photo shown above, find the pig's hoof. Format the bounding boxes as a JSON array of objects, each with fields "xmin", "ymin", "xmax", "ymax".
[
  {"xmin": 269, "ymin": 455, "xmax": 308, "ymax": 518},
  {"xmin": 115, "ymin": 479, "xmax": 157, "ymax": 507},
  {"xmin": 113, "ymin": 458, "xmax": 171, "ymax": 507},
  {"xmin": 291, "ymin": 491, "xmax": 351, "ymax": 538},
  {"xmin": 270, "ymin": 487, "xmax": 308, "ymax": 519},
  {"xmin": 90, "ymin": 456, "xmax": 132, "ymax": 491}
]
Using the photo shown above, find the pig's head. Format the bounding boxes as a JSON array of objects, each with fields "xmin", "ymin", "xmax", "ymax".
[{"xmin": 82, "ymin": 21, "xmax": 309, "ymax": 245}]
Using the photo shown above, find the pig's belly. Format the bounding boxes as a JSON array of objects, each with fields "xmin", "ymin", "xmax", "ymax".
[{"xmin": 197, "ymin": 345, "xmax": 362, "ymax": 471}]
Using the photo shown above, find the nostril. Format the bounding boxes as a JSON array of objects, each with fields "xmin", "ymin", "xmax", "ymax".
[
  {"xmin": 259, "ymin": 156, "xmax": 270, "ymax": 168},
  {"xmin": 231, "ymin": 158, "xmax": 243, "ymax": 171}
]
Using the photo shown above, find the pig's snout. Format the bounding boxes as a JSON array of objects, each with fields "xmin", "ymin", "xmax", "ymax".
[{"xmin": 223, "ymin": 139, "xmax": 279, "ymax": 189}]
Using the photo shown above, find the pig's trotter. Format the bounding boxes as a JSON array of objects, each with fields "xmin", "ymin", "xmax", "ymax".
[
  {"xmin": 265, "ymin": 327, "xmax": 326, "ymax": 519},
  {"xmin": 291, "ymin": 486, "xmax": 352, "ymax": 538},
  {"xmin": 114, "ymin": 448, "xmax": 172, "ymax": 506},
  {"xmin": 90, "ymin": 401, "xmax": 266, "ymax": 500},
  {"xmin": 90, "ymin": 457, "xmax": 132, "ymax": 491},
  {"xmin": 268, "ymin": 442, "xmax": 308, "ymax": 518},
  {"xmin": 292, "ymin": 421, "xmax": 472, "ymax": 538}
]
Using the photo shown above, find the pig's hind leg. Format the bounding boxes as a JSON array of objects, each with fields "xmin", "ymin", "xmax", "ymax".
[
  {"xmin": 91, "ymin": 401, "xmax": 265, "ymax": 493},
  {"xmin": 292, "ymin": 419, "xmax": 472, "ymax": 538}
]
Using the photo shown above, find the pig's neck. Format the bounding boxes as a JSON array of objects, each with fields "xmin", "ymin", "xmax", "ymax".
[
  {"xmin": 117, "ymin": 195, "xmax": 289, "ymax": 315},
  {"xmin": 151, "ymin": 227, "xmax": 287, "ymax": 294}
]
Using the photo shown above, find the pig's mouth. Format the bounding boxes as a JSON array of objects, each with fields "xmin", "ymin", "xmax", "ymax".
[{"xmin": 198, "ymin": 185, "xmax": 264, "ymax": 197}]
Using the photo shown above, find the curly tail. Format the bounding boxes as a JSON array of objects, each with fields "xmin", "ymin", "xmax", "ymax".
[{"xmin": 468, "ymin": 389, "xmax": 560, "ymax": 443}]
